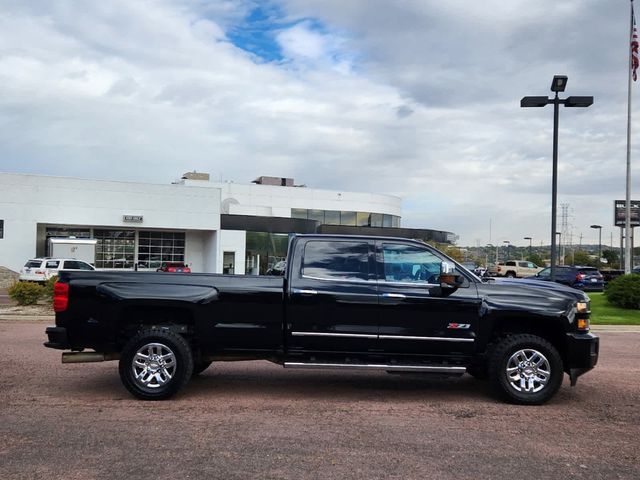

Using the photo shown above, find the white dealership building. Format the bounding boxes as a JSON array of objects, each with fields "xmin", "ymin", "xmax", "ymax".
[{"xmin": 0, "ymin": 172, "xmax": 454, "ymax": 274}]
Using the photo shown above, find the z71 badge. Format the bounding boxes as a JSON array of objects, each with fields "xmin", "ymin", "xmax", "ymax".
[{"xmin": 447, "ymin": 323, "xmax": 471, "ymax": 329}]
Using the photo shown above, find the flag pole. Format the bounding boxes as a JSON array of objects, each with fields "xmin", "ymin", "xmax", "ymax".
[{"xmin": 625, "ymin": 0, "xmax": 634, "ymax": 274}]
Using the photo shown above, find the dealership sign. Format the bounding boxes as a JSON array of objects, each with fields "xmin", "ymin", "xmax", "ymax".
[
  {"xmin": 123, "ymin": 215, "xmax": 143, "ymax": 223},
  {"xmin": 614, "ymin": 200, "xmax": 640, "ymax": 227}
]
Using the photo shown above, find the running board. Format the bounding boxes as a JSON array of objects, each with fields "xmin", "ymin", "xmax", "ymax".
[{"xmin": 283, "ymin": 362, "xmax": 466, "ymax": 374}]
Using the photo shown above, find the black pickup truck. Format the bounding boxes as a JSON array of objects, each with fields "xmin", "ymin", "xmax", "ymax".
[{"xmin": 45, "ymin": 234, "xmax": 599, "ymax": 404}]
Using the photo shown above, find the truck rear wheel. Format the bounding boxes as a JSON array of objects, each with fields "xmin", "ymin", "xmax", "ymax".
[
  {"xmin": 119, "ymin": 329, "xmax": 194, "ymax": 400},
  {"xmin": 488, "ymin": 334, "xmax": 563, "ymax": 405},
  {"xmin": 192, "ymin": 360, "xmax": 213, "ymax": 376}
]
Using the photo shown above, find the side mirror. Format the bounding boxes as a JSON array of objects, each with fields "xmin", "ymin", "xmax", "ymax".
[{"xmin": 439, "ymin": 261, "xmax": 464, "ymax": 289}]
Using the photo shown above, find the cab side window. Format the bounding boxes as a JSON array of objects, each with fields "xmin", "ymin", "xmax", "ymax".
[
  {"xmin": 45, "ymin": 260, "xmax": 60, "ymax": 268},
  {"xmin": 302, "ymin": 241, "xmax": 370, "ymax": 281},
  {"xmin": 382, "ymin": 244, "xmax": 442, "ymax": 284},
  {"xmin": 537, "ymin": 268, "xmax": 551, "ymax": 278}
]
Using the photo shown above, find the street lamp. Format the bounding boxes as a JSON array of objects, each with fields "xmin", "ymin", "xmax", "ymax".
[
  {"xmin": 524, "ymin": 237, "xmax": 533, "ymax": 258},
  {"xmin": 503, "ymin": 240, "xmax": 511, "ymax": 260},
  {"xmin": 521, "ymin": 75, "xmax": 594, "ymax": 281},
  {"xmin": 590, "ymin": 224, "xmax": 602, "ymax": 268}
]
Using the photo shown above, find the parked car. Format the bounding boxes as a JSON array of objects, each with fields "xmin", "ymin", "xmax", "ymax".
[
  {"xmin": 156, "ymin": 262, "xmax": 191, "ymax": 273},
  {"xmin": 533, "ymin": 266, "xmax": 604, "ymax": 292},
  {"xmin": 633, "ymin": 266, "xmax": 640, "ymax": 274},
  {"xmin": 600, "ymin": 269, "xmax": 624, "ymax": 284},
  {"xmin": 19, "ymin": 258, "xmax": 95, "ymax": 282},
  {"xmin": 488, "ymin": 260, "xmax": 543, "ymax": 278}
]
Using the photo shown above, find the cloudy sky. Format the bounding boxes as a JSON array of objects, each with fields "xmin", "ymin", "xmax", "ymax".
[{"xmin": 0, "ymin": 0, "xmax": 636, "ymax": 246}]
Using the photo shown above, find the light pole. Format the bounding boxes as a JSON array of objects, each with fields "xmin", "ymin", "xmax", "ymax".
[
  {"xmin": 503, "ymin": 240, "xmax": 511, "ymax": 260},
  {"xmin": 590, "ymin": 224, "xmax": 602, "ymax": 268},
  {"xmin": 524, "ymin": 236, "xmax": 533, "ymax": 258},
  {"xmin": 521, "ymin": 75, "xmax": 593, "ymax": 280}
]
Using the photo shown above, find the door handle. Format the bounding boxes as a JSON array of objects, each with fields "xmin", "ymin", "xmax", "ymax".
[
  {"xmin": 294, "ymin": 289, "xmax": 318, "ymax": 295},
  {"xmin": 381, "ymin": 293, "xmax": 406, "ymax": 299}
]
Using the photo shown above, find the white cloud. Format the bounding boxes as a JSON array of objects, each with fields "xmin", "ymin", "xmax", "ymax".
[{"xmin": 0, "ymin": 0, "xmax": 636, "ymax": 247}]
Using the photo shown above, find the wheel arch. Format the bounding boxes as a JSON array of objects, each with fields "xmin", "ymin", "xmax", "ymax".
[
  {"xmin": 117, "ymin": 305, "xmax": 196, "ymax": 347},
  {"xmin": 485, "ymin": 316, "xmax": 569, "ymax": 368}
]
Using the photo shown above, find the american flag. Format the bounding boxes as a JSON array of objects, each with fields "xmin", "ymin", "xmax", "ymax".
[{"xmin": 633, "ymin": 5, "xmax": 639, "ymax": 81}]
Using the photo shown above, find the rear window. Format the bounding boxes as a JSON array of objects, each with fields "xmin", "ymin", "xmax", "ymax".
[
  {"xmin": 25, "ymin": 260, "xmax": 42, "ymax": 268},
  {"xmin": 579, "ymin": 268, "xmax": 599, "ymax": 274},
  {"xmin": 302, "ymin": 241, "xmax": 369, "ymax": 281},
  {"xmin": 63, "ymin": 260, "xmax": 94, "ymax": 270}
]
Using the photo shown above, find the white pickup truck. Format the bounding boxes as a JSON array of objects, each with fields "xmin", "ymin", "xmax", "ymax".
[{"xmin": 488, "ymin": 260, "xmax": 543, "ymax": 278}]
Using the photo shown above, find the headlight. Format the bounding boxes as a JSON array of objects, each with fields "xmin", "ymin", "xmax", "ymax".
[
  {"xmin": 575, "ymin": 301, "xmax": 590, "ymax": 331},
  {"xmin": 576, "ymin": 302, "xmax": 589, "ymax": 314}
]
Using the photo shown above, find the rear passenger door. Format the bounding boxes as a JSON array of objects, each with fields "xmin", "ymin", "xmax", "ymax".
[{"xmin": 287, "ymin": 239, "xmax": 379, "ymax": 354}]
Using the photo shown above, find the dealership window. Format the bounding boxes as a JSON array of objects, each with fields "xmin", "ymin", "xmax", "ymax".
[
  {"xmin": 307, "ymin": 209, "xmax": 325, "ymax": 223},
  {"xmin": 291, "ymin": 208, "xmax": 307, "ymax": 219},
  {"xmin": 324, "ymin": 210, "xmax": 341, "ymax": 225},
  {"xmin": 290, "ymin": 208, "xmax": 400, "ymax": 228},
  {"xmin": 94, "ymin": 229, "xmax": 136, "ymax": 269},
  {"xmin": 245, "ymin": 232, "xmax": 289, "ymax": 275},
  {"xmin": 137, "ymin": 231, "xmax": 185, "ymax": 270},
  {"xmin": 0, "ymin": 219, "xmax": 3, "ymax": 239},
  {"xmin": 340, "ymin": 211, "xmax": 357, "ymax": 226}
]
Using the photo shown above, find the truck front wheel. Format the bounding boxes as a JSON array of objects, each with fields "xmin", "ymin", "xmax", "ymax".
[
  {"xmin": 119, "ymin": 329, "xmax": 194, "ymax": 400},
  {"xmin": 488, "ymin": 334, "xmax": 563, "ymax": 405}
]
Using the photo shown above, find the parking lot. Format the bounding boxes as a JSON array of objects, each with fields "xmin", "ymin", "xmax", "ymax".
[{"xmin": 0, "ymin": 320, "xmax": 638, "ymax": 480}]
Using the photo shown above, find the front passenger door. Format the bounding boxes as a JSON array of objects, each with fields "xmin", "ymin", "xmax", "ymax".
[{"xmin": 376, "ymin": 242, "xmax": 480, "ymax": 357}]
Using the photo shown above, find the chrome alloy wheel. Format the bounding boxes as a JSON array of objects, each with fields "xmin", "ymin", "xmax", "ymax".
[
  {"xmin": 132, "ymin": 342, "xmax": 177, "ymax": 389},
  {"xmin": 505, "ymin": 349, "xmax": 551, "ymax": 393}
]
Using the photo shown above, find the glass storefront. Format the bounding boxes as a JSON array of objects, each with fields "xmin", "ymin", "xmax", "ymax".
[
  {"xmin": 44, "ymin": 227, "xmax": 186, "ymax": 269},
  {"xmin": 245, "ymin": 232, "xmax": 289, "ymax": 275},
  {"xmin": 95, "ymin": 229, "xmax": 136, "ymax": 269},
  {"xmin": 292, "ymin": 209, "xmax": 400, "ymax": 228},
  {"xmin": 137, "ymin": 231, "xmax": 185, "ymax": 270}
]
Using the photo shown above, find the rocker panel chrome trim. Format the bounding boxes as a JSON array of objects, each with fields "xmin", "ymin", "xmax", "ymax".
[{"xmin": 283, "ymin": 362, "xmax": 466, "ymax": 373}]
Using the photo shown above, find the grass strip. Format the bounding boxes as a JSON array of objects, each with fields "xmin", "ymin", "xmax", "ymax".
[{"xmin": 588, "ymin": 292, "xmax": 640, "ymax": 325}]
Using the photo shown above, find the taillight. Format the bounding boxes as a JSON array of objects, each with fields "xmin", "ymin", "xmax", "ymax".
[
  {"xmin": 53, "ymin": 282, "xmax": 69, "ymax": 312},
  {"xmin": 497, "ymin": 267, "xmax": 502, "ymax": 272}
]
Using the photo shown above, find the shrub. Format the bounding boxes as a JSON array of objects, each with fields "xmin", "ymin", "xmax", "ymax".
[
  {"xmin": 604, "ymin": 274, "xmax": 640, "ymax": 309},
  {"xmin": 43, "ymin": 276, "xmax": 58, "ymax": 303},
  {"xmin": 8, "ymin": 281, "xmax": 45, "ymax": 305}
]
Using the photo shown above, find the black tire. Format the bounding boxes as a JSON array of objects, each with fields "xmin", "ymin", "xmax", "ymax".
[
  {"xmin": 466, "ymin": 365, "xmax": 488, "ymax": 380},
  {"xmin": 192, "ymin": 360, "xmax": 213, "ymax": 376},
  {"xmin": 505, "ymin": 272, "xmax": 516, "ymax": 278},
  {"xmin": 119, "ymin": 329, "xmax": 193, "ymax": 400},
  {"xmin": 488, "ymin": 334, "xmax": 563, "ymax": 405}
]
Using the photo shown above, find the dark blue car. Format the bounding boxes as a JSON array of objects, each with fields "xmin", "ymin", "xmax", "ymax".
[{"xmin": 533, "ymin": 266, "xmax": 604, "ymax": 292}]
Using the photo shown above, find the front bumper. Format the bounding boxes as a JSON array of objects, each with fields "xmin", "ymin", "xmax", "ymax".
[
  {"xmin": 44, "ymin": 326, "xmax": 70, "ymax": 350},
  {"xmin": 565, "ymin": 332, "xmax": 599, "ymax": 386}
]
